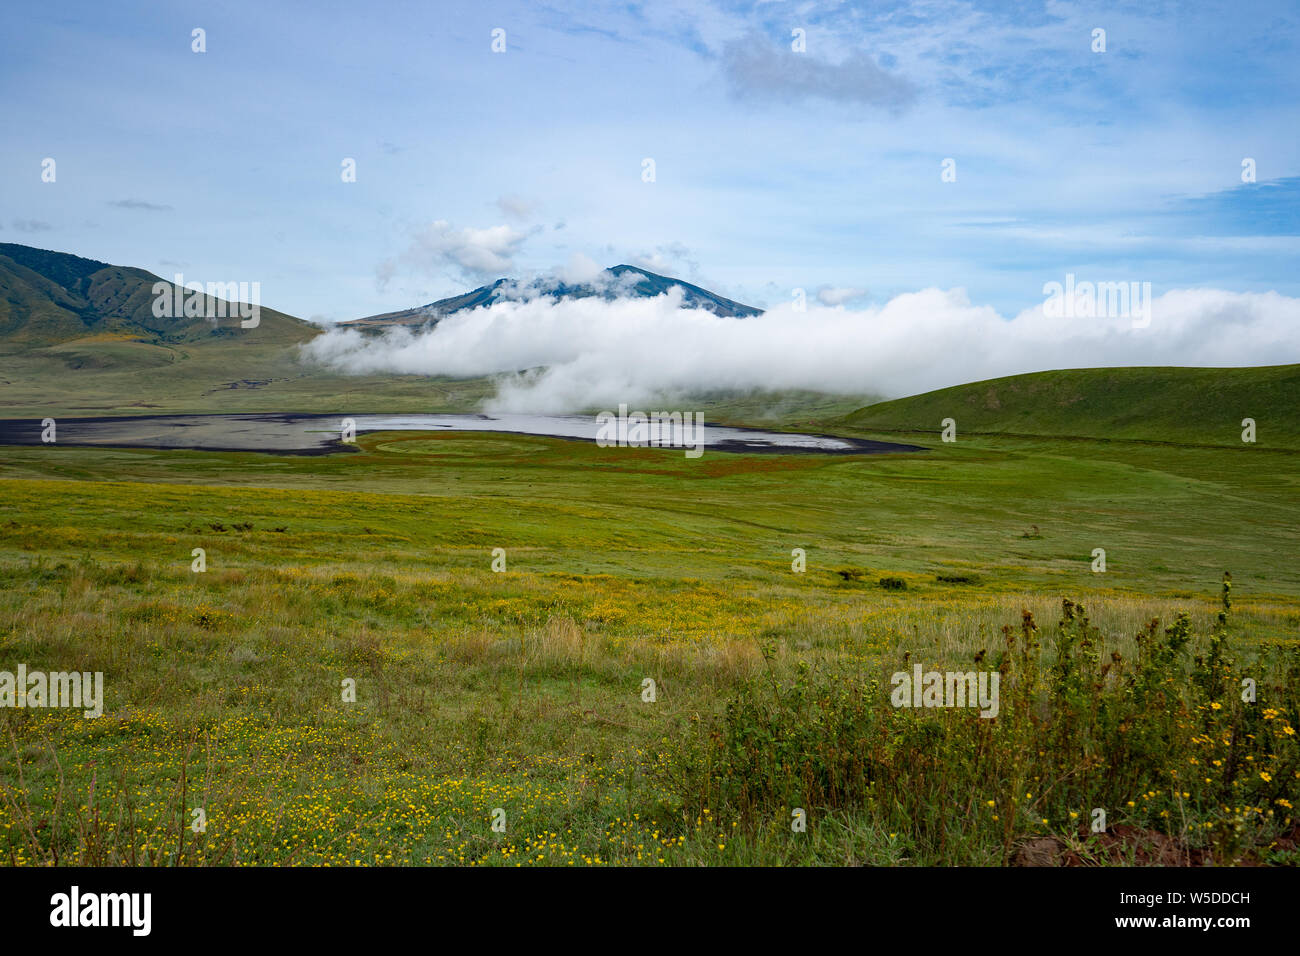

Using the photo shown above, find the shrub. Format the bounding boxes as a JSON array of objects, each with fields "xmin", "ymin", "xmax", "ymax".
[{"xmin": 649, "ymin": 583, "xmax": 1300, "ymax": 864}]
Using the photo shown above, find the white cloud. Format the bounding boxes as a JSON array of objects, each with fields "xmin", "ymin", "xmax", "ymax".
[
  {"xmin": 302, "ymin": 285, "xmax": 1300, "ymax": 412},
  {"xmin": 379, "ymin": 220, "xmax": 531, "ymax": 286},
  {"xmin": 721, "ymin": 31, "xmax": 918, "ymax": 109},
  {"xmin": 496, "ymin": 195, "xmax": 539, "ymax": 221},
  {"xmin": 816, "ymin": 286, "xmax": 869, "ymax": 306},
  {"xmin": 557, "ymin": 252, "xmax": 604, "ymax": 285},
  {"xmin": 630, "ymin": 241, "xmax": 699, "ymax": 277}
]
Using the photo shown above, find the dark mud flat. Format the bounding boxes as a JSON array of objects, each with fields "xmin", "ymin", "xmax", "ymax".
[{"xmin": 0, "ymin": 413, "xmax": 926, "ymax": 456}]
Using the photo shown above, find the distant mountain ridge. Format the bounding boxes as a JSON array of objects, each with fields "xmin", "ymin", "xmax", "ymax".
[
  {"xmin": 0, "ymin": 242, "xmax": 315, "ymax": 348},
  {"xmin": 343, "ymin": 264, "xmax": 763, "ymax": 329}
]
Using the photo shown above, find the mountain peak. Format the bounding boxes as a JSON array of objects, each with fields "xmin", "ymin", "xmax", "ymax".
[{"xmin": 343, "ymin": 265, "xmax": 762, "ymax": 329}]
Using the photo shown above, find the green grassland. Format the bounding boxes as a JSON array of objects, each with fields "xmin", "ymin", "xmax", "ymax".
[
  {"xmin": 842, "ymin": 365, "xmax": 1300, "ymax": 449},
  {"xmin": 0, "ymin": 336, "xmax": 500, "ymax": 418},
  {"xmin": 0, "ymin": 408, "xmax": 1297, "ymax": 865}
]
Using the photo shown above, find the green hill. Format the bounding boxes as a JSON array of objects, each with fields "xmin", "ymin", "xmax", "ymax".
[
  {"xmin": 0, "ymin": 242, "xmax": 316, "ymax": 348},
  {"xmin": 840, "ymin": 365, "xmax": 1300, "ymax": 449},
  {"xmin": 0, "ymin": 243, "xmax": 493, "ymax": 416}
]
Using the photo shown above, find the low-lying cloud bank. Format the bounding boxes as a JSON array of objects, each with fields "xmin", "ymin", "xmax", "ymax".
[{"xmin": 301, "ymin": 286, "xmax": 1300, "ymax": 412}]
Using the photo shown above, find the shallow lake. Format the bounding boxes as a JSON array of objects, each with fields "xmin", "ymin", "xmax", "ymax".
[{"xmin": 0, "ymin": 413, "xmax": 925, "ymax": 456}]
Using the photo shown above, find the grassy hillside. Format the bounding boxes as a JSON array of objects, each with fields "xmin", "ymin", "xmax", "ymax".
[
  {"xmin": 0, "ymin": 336, "xmax": 497, "ymax": 417},
  {"xmin": 841, "ymin": 365, "xmax": 1300, "ymax": 449},
  {"xmin": 0, "ymin": 244, "xmax": 498, "ymax": 416},
  {"xmin": 0, "ymin": 243, "xmax": 314, "ymax": 347}
]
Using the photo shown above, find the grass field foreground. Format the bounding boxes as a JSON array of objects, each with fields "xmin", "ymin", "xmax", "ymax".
[{"xmin": 0, "ymin": 428, "xmax": 1297, "ymax": 865}]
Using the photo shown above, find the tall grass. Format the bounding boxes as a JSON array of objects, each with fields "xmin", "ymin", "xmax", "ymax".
[{"xmin": 650, "ymin": 589, "xmax": 1300, "ymax": 864}]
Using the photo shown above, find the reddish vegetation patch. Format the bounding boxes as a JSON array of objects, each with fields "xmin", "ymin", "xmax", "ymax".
[
  {"xmin": 1012, "ymin": 825, "xmax": 1213, "ymax": 867},
  {"xmin": 1267, "ymin": 823, "xmax": 1300, "ymax": 854},
  {"xmin": 1069, "ymin": 824, "xmax": 1213, "ymax": 866}
]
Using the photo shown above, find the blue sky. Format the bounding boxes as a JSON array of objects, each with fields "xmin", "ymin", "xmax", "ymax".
[{"xmin": 3, "ymin": 0, "xmax": 1298, "ymax": 322}]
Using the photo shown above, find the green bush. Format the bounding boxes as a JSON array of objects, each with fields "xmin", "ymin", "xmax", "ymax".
[{"xmin": 650, "ymin": 585, "xmax": 1300, "ymax": 864}]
